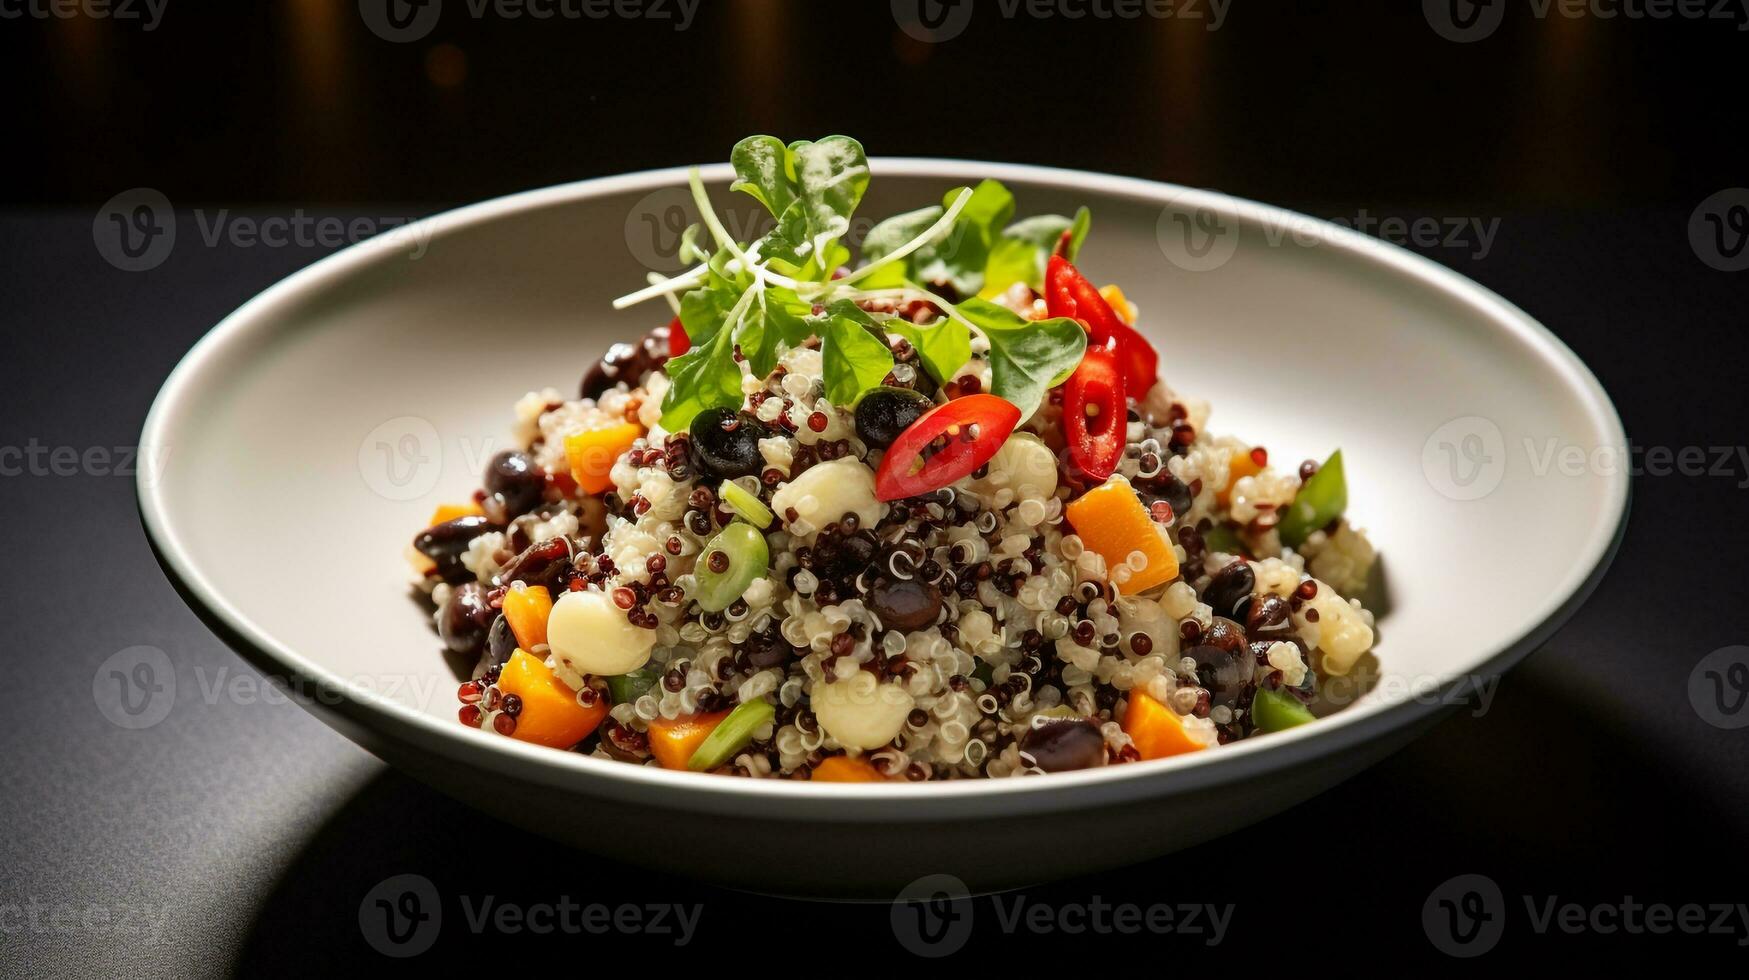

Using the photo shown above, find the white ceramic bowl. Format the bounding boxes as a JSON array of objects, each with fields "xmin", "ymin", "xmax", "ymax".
[{"xmin": 138, "ymin": 161, "xmax": 1628, "ymax": 896}]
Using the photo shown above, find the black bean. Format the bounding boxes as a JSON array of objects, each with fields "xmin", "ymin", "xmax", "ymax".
[
  {"xmin": 414, "ymin": 516, "xmax": 505, "ymax": 585},
  {"xmin": 1246, "ymin": 594, "xmax": 1293, "ymax": 635},
  {"xmin": 484, "ymin": 450, "xmax": 546, "ymax": 518},
  {"xmin": 865, "ymin": 579, "xmax": 942, "ymax": 633},
  {"xmin": 1019, "ymin": 718, "xmax": 1106, "ymax": 773},
  {"xmin": 438, "ymin": 582, "xmax": 493, "ymax": 656},
  {"xmin": 1205, "ymin": 560, "xmax": 1256, "ymax": 619},
  {"xmin": 476, "ymin": 614, "xmax": 517, "ymax": 679},
  {"xmin": 1185, "ymin": 642, "xmax": 1251, "ymax": 709}
]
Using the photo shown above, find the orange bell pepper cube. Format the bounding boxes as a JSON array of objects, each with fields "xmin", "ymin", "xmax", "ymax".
[
  {"xmin": 1064, "ymin": 475, "xmax": 1180, "ymax": 594},
  {"xmin": 502, "ymin": 584, "xmax": 553, "ymax": 651},
  {"xmin": 811, "ymin": 756, "xmax": 887, "ymax": 782},
  {"xmin": 647, "ymin": 710, "xmax": 732, "ymax": 770},
  {"xmin": 1122, "ymin": 690, "xmax": 1207, "ymax": 761},
  {"xmin": 565, "ymin": 422, "xmax": 642, "ymax": 495},
  {"xmin": 429, "ymin": 501, "xmax": 485, "ymax": 525},
  {"xmin": 496, "ymin": 650, "xmax": 607, "ymax": 749},
  {"xmin": 1216, "ymin": 447, "xmax": 1265, "ymax": 508}
]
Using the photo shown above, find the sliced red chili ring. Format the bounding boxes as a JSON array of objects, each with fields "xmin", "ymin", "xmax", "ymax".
[
  {"xmin": 874, "ymin": 394, "xmax": 1021, "ymax": 501},
  {"xmin": 1045, "ymin": 255, "xmax": 1159, "ymax": 395},
  {"xmin": 1063, "ymin": 345, "xmax": 1125, "ymax": 481}
]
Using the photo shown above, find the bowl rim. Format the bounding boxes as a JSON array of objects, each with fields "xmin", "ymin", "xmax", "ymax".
[{"xmin": 137, "ymin": 158, "xmax": 1630, "ymax": 817}]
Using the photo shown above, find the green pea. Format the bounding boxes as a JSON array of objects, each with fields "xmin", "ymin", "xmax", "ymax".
[
  {"xmin": 1277, "ymin": 449, "xmax": 1347, "ymax": 548},
  {"xmin": 692, "ymin": 521, "xmax": 768, "ymax": 612},
  {"xmin": 1251, "ymin": 686, "xmax": 1317, "ymax": 733},
  {"xmin": 718, "ymin": 480, "xmax": 773, "ymax": 529},
  {"xmin": 687, "ymin": 698, "xmax": 776, "ymax": 771}
]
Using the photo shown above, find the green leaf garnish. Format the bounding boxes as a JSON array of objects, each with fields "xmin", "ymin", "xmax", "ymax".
[
  {"xmin": 956, "ymin": 297, "xmax": 1086, "ymax": 419},
  {"xmin": 979, "ymin": 206, "xmax": 1092, "ymax": 298},
  {"xmin": 910, "ymin": 179, "xmax": 1015, "ymax": 297},
  {"xmin": 789, "ymin": 136, "xmax": 870, "ymax": 269},
  {"xmin": 815, "ymin": 301, "xmax": 895, "ymax": 405},
  {"xmin": 728, "ymin": 135, "xmax": 798, "ymax": 218},
  {"xmin": 887, "ymin": 317, "xmax": 972, "ymax": 384},
  {"xmin": 659, "ymin": 313, "xmax": 744, "ymax": 430}
]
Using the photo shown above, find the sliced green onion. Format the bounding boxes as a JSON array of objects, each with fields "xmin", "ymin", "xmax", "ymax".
[
  {"xmin": 606, "ymin": 665, "xmax": 661, "ymax": 705},
  {"xmin": 1251, "ymin": 686, "xmax": 1317, "ymax": 733},
  {"xmin": 719, "ymin": 480, "xmax": 773, "ymax": 529},
  {"xmin": 1277, "ymin": 449, "xmax": 1347, "ymax": 548},
  {"xmin": 687, "ymin": 698, "xmax": 776, "ymax": 772}
]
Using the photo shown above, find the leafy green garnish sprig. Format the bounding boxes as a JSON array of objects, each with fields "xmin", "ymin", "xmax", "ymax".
[{"xmin": 611, "ymin": 136, "xmax": 1093, "ymax": 428}]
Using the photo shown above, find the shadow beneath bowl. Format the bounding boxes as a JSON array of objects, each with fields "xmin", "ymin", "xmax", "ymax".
[{"xmin": 227, "ymin": 651, "xmax": 1746, "ymax": 971}]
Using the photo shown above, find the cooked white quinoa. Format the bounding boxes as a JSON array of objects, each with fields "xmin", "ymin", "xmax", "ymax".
[{"xmin": 414, "ymin": 305, "xmax": 1379, "ymax": 780}]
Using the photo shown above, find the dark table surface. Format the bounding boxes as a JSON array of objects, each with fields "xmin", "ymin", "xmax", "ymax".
[{"xmin": 3, "ymin": 200, "xmax": 1747, "ymax": 975}]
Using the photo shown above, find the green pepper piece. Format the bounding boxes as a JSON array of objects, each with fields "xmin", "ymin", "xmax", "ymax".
[
  {"xmin": 1278, "ymin": 449, "xmax": 1347, "ymax": 548},
  {"xmin": 718, "ymin": 480, "xmax": 774, "ymax": 529},
  {"xmin": 687, "ymin": 698, "xmax": 777, "ymax": 771},
  {"xmin": 1252, "ymin": 686, "xmax": 1317, "ymax": 732},
  {"xmin": 606, "ymin": 665, "xmax": 661, "ymax": 704},
  {"xmin": 693, "ymin": 522, "xmax": 769, "ymax": 612},
  {"xmin": 1202, "ymin": 523, "xmax": 1245, "ymax": 557}
]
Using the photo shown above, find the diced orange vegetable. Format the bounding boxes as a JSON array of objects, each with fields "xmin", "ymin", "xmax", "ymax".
[
  {"xmin": 502, "ymin": 584, "xmax": 553, "ymax": 650},
  {"xmin": 429, "ymin": 502, "xmax": 484, "ymax": 525},
  {"xmin": 647, "ymin": 710, "xmax": 732, "ymax": 770},
  {"xmin": 1123, "ymin": 690, "xmax": 1207, "ymax": 761},
  {"xmin": 1098, "ymin": 284, "xmax": 1137, "ymax": 324},
  {"xmin": 1064, "ymin": 475, "xmax": 1179, "ymax": 594},
  {"xmin": 496, "ymin": 649, "xmax": 608, "ymax": 749},
  {"xmin": 565, "ymin": 422, "xmax": 642, "ymax": 495},
  {"xmin": 1216, "ymin": 447, "xmax": 1264, "ymax": 507},
  {"xmin": 811, "ymin": 756, "xmax": 887, "ymax": 782}
]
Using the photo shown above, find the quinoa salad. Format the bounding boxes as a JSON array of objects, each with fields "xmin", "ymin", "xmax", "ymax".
[{"xmin": 409, "ymin": 136, "xmax": 1379, "ymax": 781}]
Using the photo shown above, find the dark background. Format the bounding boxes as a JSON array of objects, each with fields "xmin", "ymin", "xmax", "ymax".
[{"xmin": 4, "ymin": 1, "xmax": 1748, "ymax": 975}]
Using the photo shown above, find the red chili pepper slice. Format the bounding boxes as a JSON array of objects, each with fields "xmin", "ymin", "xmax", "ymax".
[
  {"xmin": 666, "ymin": 315, "xmax": 691, "ymax": 357},
  {"xmin": 1044, "ymin": 256, "xmax": 1159, "ymax": 394},
  {"xmin": 1063, "ymin": 345, "xmax": 1125, "ymax": 481},
  {"xmin": 874, "ymin": 394, "xmax": 1021, "ymax": 501}
]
